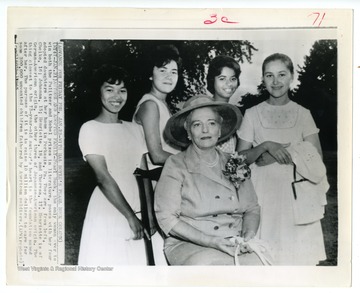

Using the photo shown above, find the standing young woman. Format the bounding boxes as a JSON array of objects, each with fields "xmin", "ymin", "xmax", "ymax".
[
  {"xmin": 133, "ymin": 44, "xmax": 182, "ymax": 168},
  {"xmin": 207, "ymin": 55, "xmax": 242, "ymax": 153},
  {"xmin": 237, "ymin": 53, "xmax": 327, "ymax": 265},
  {"xmin": 78, "ymin": 64, "xmax": 166, "ymax": 265}
]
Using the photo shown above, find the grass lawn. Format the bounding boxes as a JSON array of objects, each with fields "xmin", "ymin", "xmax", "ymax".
[
  {"xmin": 319, "ymin": 151, "xmax": 338, "ymax": 266},
  {"xmin": 64, "ymin": 151, "xmax": 338, "ymax": 265},
  {"xmin": 64, "ymin": 158, "xmax": 95, "ymax": 265}
]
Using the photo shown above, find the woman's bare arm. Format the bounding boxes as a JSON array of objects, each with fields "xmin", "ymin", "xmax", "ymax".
[
  {"xmin": 86, "ymin": 154, "xmax": 149, "ymax": 240},
  {"xmin": 237, "ymin": 139, "xmax": 292, "ymax": 165},
  {"xmin": 136, "ymin": 101, "xmax": 173, "ymax": 165}
]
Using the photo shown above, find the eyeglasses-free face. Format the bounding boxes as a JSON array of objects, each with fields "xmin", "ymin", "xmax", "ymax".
[
  {"xmin": 263, "ymin": 60, "xmax": 294, "ymax": 101},
  {"xmin": 100, "ymin": 81, "xmax": 127, "ymax": 114},
  {"xmin": 213, "ymin": 67, "xmax": 239, "ymax": 102},
  {"xmin": 187, "ymin": 107, "xmax": 222, "ymax": 151},
  {"xmin": 151, "ymin": 60, "xmax": 179, "ymax": 95}
]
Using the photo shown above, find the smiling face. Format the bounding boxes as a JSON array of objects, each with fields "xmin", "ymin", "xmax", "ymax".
[
  {"xmin": 186, "ymin": 107, "xmax": 222, "ymax": 150},
  {"xmin": 151, "ymin": 60, "xmax": 179, "ymax": 95},
  {"xmin": 100, "ymin": 81, "xmax": 127, "ymax": 114},
  {"xmin": 213, "ymin": 67, "xmax": 239, "ymax": 102},
  {"xmin": 263, "ymin": 60, "xmax": 294, "ymax": 103}
]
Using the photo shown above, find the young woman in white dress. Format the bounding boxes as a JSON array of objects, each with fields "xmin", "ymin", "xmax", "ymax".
[
  {"xmin": 133, "ymin": 44, "xmax": 182, "ymax": 168},
  {"xmin": 78, "ymin": 64, "xmax": 166, "ymax": 265},
  {"xmin": 237, "ymin": 53, "xmax": 327, "ymax": 265},
  {"xmin": 207, "ymin": 55, "xmax": 243, "ymax": 153}
]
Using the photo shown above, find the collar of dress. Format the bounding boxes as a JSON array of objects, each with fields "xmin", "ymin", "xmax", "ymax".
[
  {"xmin": 257, "ymin": 100, "xmax": 299, "ymax": 129},
  {"xmin": 183, "ymin": 144, "xmax": 235, "ymax": 191}
]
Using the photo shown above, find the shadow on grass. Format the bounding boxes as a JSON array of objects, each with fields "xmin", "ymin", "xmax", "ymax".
[{"xmin": 64, "ymin": 151, "xmax": 338, "ymax": 266}]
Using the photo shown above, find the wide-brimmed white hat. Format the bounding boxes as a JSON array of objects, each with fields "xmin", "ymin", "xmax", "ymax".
[{"xmin": 164, "ymin": 95, "xmax": 243, "ymax": 148}]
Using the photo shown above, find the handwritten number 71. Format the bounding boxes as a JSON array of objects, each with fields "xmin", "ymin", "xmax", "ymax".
[{"xmin": 308, "ymin": 12, "xmax": 326, "ymax": 27}]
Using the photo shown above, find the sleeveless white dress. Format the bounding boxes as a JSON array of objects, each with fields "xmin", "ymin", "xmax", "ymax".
[
  {"xmin": 133, "ymin": 94, "xmax": 180, "ymax": 169},
  {"xmin": 78, "ymin": 120, "xmax": 167, "ymax": 265}
]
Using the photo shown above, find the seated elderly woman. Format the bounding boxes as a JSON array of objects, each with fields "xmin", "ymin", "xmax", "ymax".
[{"xmin": 154, "ymin": 95, "xmax": 262, "ymax": 265}]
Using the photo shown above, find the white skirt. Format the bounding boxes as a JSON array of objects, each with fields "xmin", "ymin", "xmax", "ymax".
[{"xmin": 78, "ymin": 187, "xmax": 167, "ymax": 266}]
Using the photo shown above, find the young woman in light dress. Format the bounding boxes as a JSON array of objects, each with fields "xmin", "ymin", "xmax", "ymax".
[
  {"xmin": 133, "ymin": 44, "xmax": 182, "ymax": 168},
  {"xmin": 78, "ymin": 64, "xmax": 166, "ymax": 265},
  {"xmin": 237, "ymin": 53, "xmax": 327, "ymax": 265},
  {"xmin": 207, "ymin": 55, "xmax": 243, "ymax": 153}
]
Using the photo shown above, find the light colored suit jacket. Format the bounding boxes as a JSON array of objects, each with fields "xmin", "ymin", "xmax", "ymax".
[
  {"xmin": 154, "ymin": 144, "xmax": 260, "ymax": 238},
  {"xmin": 288, "ymin": 141, "xmax": 328, "ymax": 224}
]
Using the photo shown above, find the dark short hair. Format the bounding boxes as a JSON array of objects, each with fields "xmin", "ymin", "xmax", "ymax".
[
  {"xmin": 262, "ymin": 53, "xmax": 294, "ymax": 76},
  {"xmin": 92, "ymin": 64, "xmax": 129, "ymax": 92},
  {"xmin": 148, "ymin": 44, "xmax": 182, "ymax": 76},
  {"xmin": 207, "ymin": 55, "xmax": 241, "ymax": 95}
]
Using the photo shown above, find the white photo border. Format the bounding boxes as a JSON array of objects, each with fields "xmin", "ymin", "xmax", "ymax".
[{"xmin": 5, "ymin": 4, "xmax": 355, "ymax": 289}]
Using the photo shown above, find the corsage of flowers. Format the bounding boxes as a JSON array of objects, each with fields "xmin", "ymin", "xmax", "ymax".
[{"xmin": 222, "ymin": 152, "xmax": 251, "ymax": 189}]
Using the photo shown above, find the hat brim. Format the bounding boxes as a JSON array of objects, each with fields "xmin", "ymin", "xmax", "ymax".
[{"xmin": 164, "ymin": 101, "xmax": 243, "ymax": 148}]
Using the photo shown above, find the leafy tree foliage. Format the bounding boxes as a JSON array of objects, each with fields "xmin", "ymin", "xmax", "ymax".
[
  {"xmin": 293, "ymin": 40, "xmax": 337, "ymax": 150},
  {"xmin": 64, "ymin": 40, "xmax": 257, "ymax": 157},
  {"xmin": 239, "ymin": 83, "xmax": 268, "ymax": 115}
]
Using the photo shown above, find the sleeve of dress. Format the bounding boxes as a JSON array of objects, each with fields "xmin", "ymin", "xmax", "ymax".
[
  {"xmin": 238, "ymin": 179, "xmax": 261, "ymax": 215},
  {"xmin": 154, "ymin": 155, "xmax": 184, "ymax": 236},
  {"xmin": 78, "ymin": 122, "xmax": 104, "ymax": 161},
  {"xmin": 236, "ymin": 109, "xmax": 254, "ymax": 143},
  {"xmin": 301, "ymin": 108, "xmax": 320, "ymax": 138}
]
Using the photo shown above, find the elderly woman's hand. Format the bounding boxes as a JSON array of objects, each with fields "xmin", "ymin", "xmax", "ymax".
[
  {"xmin": 235, "ymin": 242, "xmax": 254, "ymax": 254},
  {"xmin": 210, "ymin": 237, "xmax": 238, "ymax": 257},
  {"xmin": 214, "ymin": 235, "xmax": 256, "ymax": 256}
]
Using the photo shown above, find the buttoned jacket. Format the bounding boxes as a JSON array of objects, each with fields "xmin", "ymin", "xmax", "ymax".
[{"xmin": 154, "ymin": 144, "xmax": 260, "ymax": 238}]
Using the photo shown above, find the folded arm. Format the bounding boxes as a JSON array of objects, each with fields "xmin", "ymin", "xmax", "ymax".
[{"xmin": 237, "ymin": 139, "xmax": 292, "ymax": 165}]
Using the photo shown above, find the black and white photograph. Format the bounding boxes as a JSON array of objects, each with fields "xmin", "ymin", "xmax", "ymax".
[
  {"xmin": 63, "ymin": 38, "xmax": 338, "ymax": 267},
  {"xmin": 5, "ymin": 5, "xmax": 354, "ymax": 288}
]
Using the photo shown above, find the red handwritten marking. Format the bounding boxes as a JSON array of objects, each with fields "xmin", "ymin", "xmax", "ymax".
[
  {"xmin": 308, "ymin": 12, "xmax": 326, "ymax": 27},
  {"xmin": 221, "ymin": 16, "xmax": 239, "ymax": 24},
  {"xmin": 204, "ymin": 14, "xmax": 239, "ymax": 25},
  {"xmin": 318, "ymin": 13, "xmax": 326, "ymax": 26},
  {"xmin": 204, "ymin": 14, "xmax": 218, "ymax": 25}
]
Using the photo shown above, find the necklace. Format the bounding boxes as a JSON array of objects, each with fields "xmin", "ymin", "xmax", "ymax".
[{"xmin": 202, "ymin": 151, "xmax": 219, "ymax": 168}]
